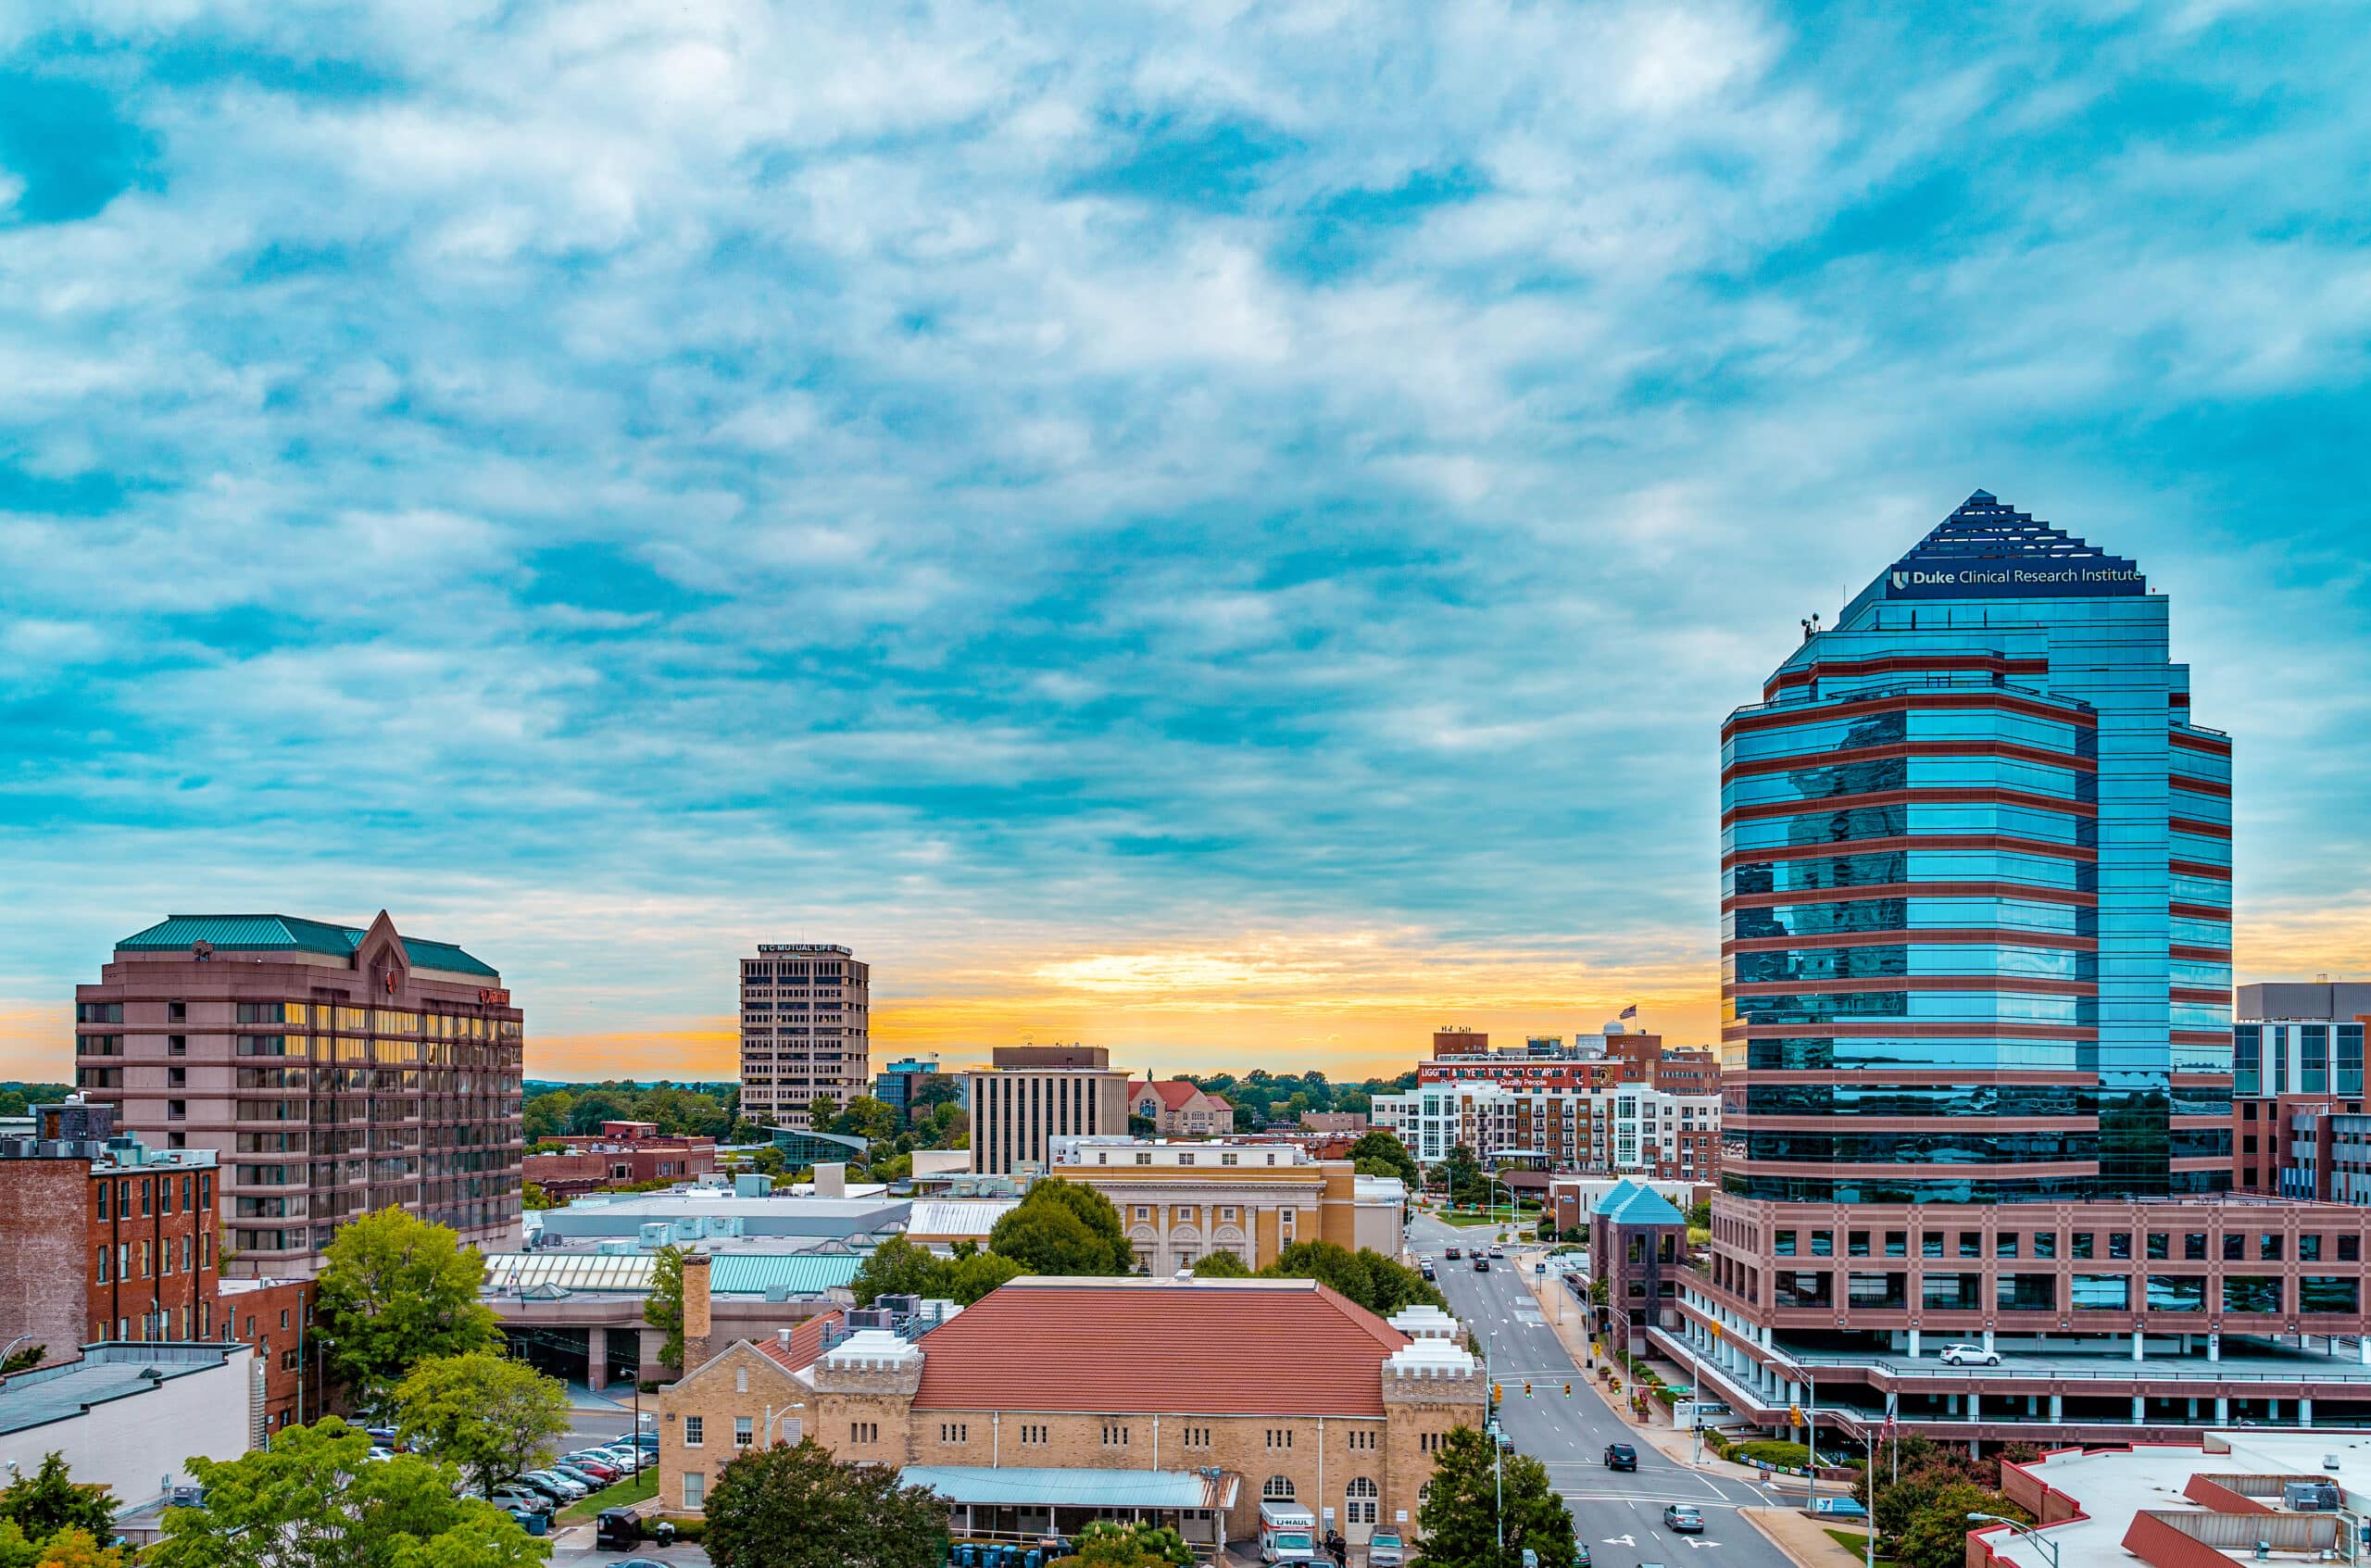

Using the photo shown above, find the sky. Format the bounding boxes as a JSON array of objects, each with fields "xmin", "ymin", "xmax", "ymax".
[{"xmin": 2, "ymin": 1, "xmax": 2367, "ymax": 1085}]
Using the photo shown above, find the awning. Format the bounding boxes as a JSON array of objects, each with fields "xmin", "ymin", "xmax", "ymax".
[{"xmin": 899, "ymin": 1466, "xmax": 1237, "ymax": 1511}]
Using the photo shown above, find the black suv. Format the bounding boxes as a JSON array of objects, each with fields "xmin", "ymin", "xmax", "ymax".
[{"xmin": 1603, "ymin": 1442, "xmax": 1638, "ymax": 1471}]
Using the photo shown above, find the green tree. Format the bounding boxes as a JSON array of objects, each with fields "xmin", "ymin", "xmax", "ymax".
[
  {"xmin": 563, "ymin": 1089, "xmax": 632, "ymax": 1135},
  {"xmin": 988, "ymin": 1180, "xmax": 1134, "ymax": 1275},
  {"xmin": 1256, "ymin": 1241, "xmax": 1447, "ymax": 1313},
  {"xmin": 915, "ymin": 1104, "xmax": 967, "ymax": 1150},
  {"xmin": 751, "ymin": 1146, "xmax": 788, "ymax": 1177},
  {"xmin": 148, "ymin": 1420, "xmax": 546, "ymax": 1568},
  {"xmin": 393, "ymin": 1352, "xmax": 571, "ymax": 1501},
  {"xmin": 702, "ymin": 1437, "xmax": 948, "ymax": 1568},
  {"xmin": 646, "ymin": 1246, "xmax": 688, "ymax": 1372},
  {"xmin": 0, "ymin": 1345, "xmax": 44, "ymax": 1377},
  {"xmin": 521, "ymin": 1092, "xmax": 571, "ymax": 1143},
  {"xmin": 28, "ymin": 1526, "xmax": 122, "ymax": 1568},
  {"xmin": 850, "ymin": 1236, "xmax": 946, "ymax": 1307},
  {"xmin": 943, "ymin": 1251, "xmax": 1024, "ymax": 1305},
  {"xmin": 0, "ymin": 1455, "xmax": 114, "ymax": 1543},
  {"xmin": 908, "ymin": 1076, "xmax": 962, "ymax": 1114},
  {"xmin": 315, "ymin": 1210, "xmax": 501, "ymax": 1414},
  {"xmin": 832, "ymin": 1097, "xmax": 901, "ymax": 1145},
  {"xmin": 1190, "ymin": 1251, "xmax": 1252, "ymax": 1279},
  {"xmin": 1054, "ymin": 1521, "xmax": 1193, "ymax": 1567},
  {"xmin": 1442, "ymin": 1144, "xmax": 1483, "ymax": 1207},
  {"xmin": 1895, "ymin": 1483, "xmax": 2004, "ymax": 1568},
  {"xmin": 806, "ymin": 1096, "xmax": 838, "ymax": 1131},
  {"xmin": 1687, "ymin": 1198, "xmax": 1712, "ymax": 1229},
  {"xmin": 521, "ymin": 1182, "xmax": 556, "ymax": 1211},
  {"xmin": 1412, "ymin": 1424, "xmax": 1575, "ymax": 1568}
]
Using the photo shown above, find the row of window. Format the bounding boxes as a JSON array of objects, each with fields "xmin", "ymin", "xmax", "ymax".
[
  {"xmin": 1769, "ymin": 1227, "xmax": 2354, "ymax": 1262},
  {"xmin": 1781, "ymin": 1270, "xmax": 2362, "ymax": 1315}
]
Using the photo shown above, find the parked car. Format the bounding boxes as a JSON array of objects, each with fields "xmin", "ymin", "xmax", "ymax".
[
  {"xmin": 1939, "ymin": 1343, "xmax": 2001, "ymax": 1367},
  {"xmin": 553, "ymin": 1466, "xmax": 609, "ymax": 1492},
  {"xmin": 1663, "ymin": 1506, "xmax": 1704, "ymax": 1535},
  {"xmin": 1603, "ymin": 1443, "xmax": 1637, "ymax": 1472},
  {"xmin": 566, "ymin": 1458, "xmax": 621, "ymax": 1482},
  {"xmin": 503, "ymin": 1478, "xmax": 568, "ymax": 1508},
  {"xmin": 364, "ymin": 1426, "xmax": 400, "ymax": 1447},
  {"xmin": 1574, "ymin": 1547, "xmax": 1590, "ymax": 1568},
  {"xmin": 586, "ymin": 1449, "xmax": 641, "ymax": 1474},
  {"xmin": 1419, "ymin": 1261, "xmax": 1436, "ymax": 1281},
  {"xmin": 524, "ymin": 1471, "xmax": 587, "ymax": 1500},
  {"xmin": 489, "ymin": 1489, "xmax": 549, "ymax": 1517},
  {"xmin": 1366, "ymin": 1529, "xmax": 1405, "ymax": 1568}
]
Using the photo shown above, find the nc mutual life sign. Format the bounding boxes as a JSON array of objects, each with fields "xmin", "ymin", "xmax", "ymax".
[{"xmin": 1885, "ymin": 561, "xmax": 2146, "ymax": 598}]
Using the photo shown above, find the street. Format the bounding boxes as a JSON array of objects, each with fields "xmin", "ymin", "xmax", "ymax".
[{"xmin": 1408, "ymin": 1212, "xmax": 1804, "ymax": 1568}]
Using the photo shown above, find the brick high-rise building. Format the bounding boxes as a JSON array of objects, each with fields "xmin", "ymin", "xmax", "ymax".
[
  {"xmin": 737, "ymin": 944, "xmax": 871, "ymax": 1129},
  {"xmin": 73, "ymin": 911, "xmax": 525, "ymax": 1278}
]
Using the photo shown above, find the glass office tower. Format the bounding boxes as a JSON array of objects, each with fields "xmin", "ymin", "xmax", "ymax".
[{"xmin": 1721, "ymin": 492, "xmax": 2234, "ymax": 1203}]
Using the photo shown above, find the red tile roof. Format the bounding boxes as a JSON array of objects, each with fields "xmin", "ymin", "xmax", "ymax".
[
  {"xmin": 1134, "ymin": 1079, "xmax": 1209, "ymax": 1111},
  {"xmin": 758, "ymin": 1309, "xmax": 843, "ymax": 1374},
  {"xmin": 910, "ymin": 1278, "xmax": 1408, "ymax": 1416}
]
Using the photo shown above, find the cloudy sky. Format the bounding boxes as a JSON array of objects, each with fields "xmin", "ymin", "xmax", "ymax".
[{"xmin": 4, "ymin": 1, "xmax": 2366, "ymax": 1084}]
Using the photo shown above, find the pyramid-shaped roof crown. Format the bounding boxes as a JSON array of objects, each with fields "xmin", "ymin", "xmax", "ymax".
[{"xmin": 1873, "ymin": 492, "xmax": 2146, "ymax": 603}]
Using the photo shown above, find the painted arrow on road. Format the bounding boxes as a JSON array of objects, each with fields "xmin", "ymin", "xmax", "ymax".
[{"xmin": 1602, "ymin": 1536, "xmax": 1637, "ymax": 1548}]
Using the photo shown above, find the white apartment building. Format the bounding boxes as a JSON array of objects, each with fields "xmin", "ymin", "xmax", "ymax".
[{"xmin": 1373, "ymin": 1082, "xmax": 1717, "ymax": 1182}]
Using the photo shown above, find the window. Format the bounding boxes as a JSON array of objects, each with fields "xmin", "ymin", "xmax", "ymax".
[
  {"xmin": 2224, "ymin": 1233, "xmax": 2244, "ymax": 1261},
  {"xmin": 1420, "ymin": 1432, "xmax": 1448, "ymax": 1454},
  {"xmin": 2145, "ymin": 1233, "xmax": 2169, "ymax": 1260},
  {"xmin": 939, "ymin": 1423, "xmax": 969, "ymax": 1443},
  {"xmin": 2071, "ymin": 1232, "xmax": 2094, "ymax": 1260},
  {"xmin": 1885, "ymin": 1231, "xmax": 1907, "ymax": 1258},
  {"xmin": 2185, "ymin": 1233, "xmax": 2208, "ymax": 1261},
  {"xmin": 683, "ymin": 1474, "xmax": 704, "ymax": 1510},
  {"xmin": 1220, "ymin": 1208, "xmax": 1238, "ymax": 1223},
  {"xmin": 2302, "ymin": 1235, "xmax": 2324, "ymax": 1262},
  {"xmin": 2070, "ymin": 1274, "xmax": 2130, "ymax": 1311},
  {"xmin": 2108, "ymin": 1232, "xmax": 2132, "ymax": 1261},
  {"xmin": 1174, "ymin": 1206, "xmax": 1196, "ymax": 1223},
  {"xmin": 2342, "ymin": 1236, "xmax": 2362, "ymax": 1263},
  {"xmin": 850, "ymin": 1422, "xmax": 879, "ymax": 1444},
  {"xmin": 1347, "ymin": 1477, "xmax": 1379, "ymax": 1525},
  {"xmin": 1222, "ymin": 1152, "xmax": 1239, "ymax": 1167},
  {"xmin": 1102, "ymin": 1424, "xmax": 1129, "ymax": 1447},
  {"xmin": 1921, "ymin": 1232, "xmax": 1943, "ymax": 1258},
  {"xmin": 1348, "ymin": 1429, "xmax": 1377, "ymax": 1450},
  {"xmin": 1959, "ymin": 1231, "xmax": 1980, "ymax": 1259},
  {"xmin": 2033, "ymin": 1232, "xmax": 2057, "ymax": 1259},
  {"xmin": 1266, "ymin": 1428, "xmax": 1295, "ymax": 1449},
  {"xmin": 684, "ymin": 1416, "xmax": 704, "ymax": 1448},
  {"xmin": 1848, "ymin": 1230, "xmax": 1871, "ymax": 1257},
  {"xmin": 1811, "ymin": 1231, "xmax": 1833, "ymax": 1257},
  {"xmin": 2260, "ymin": 1234, "xmax": 2284, "ymax": 1261},
  {"xmin": 1183, "ymin": 1426, "xmax": 1211, "ymax": 1449},
  {"xmin": 1019, "ymin": 1424, "xmax": 1048, "ymax": 1446},
  {"xmin": 1177, "ymin": 1154, "xmax": 1194, "ymax": 1167},
  {"xmin": 1775, "ymin": 1230, "xmax": 1797, "ymax": 1257},
  {"xmin": 1134, "ymin": 1207, "xmax": 1151, "ymax": 1222},
  {"xmin": 1263, "ymin": 1476, "xmax": 1296, "ymax": 1501},
  {"xmin": 736, "ymin": 1368, "xmax": 749, "ymax": 1394},
  {"xmin": 734, "ymin": 1418, "xmax": 753, "ymax": 1449},
  {"xmin": 1997, "ymin": 1234, "xmax": 2019, "ymax": 1259}
]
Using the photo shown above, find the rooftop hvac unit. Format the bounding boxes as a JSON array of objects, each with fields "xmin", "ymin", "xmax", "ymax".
[
  {"xmin": 671, "ymin": 1218, "xmax": 701, "ymax": 1241},
  {"xmin": 638, "ymin": 1223, "xmax": 671, "ymax": 1248},
  {"xmin": 878, "ymin": 1295, "xmax": 920, "ymax": 1317},
  {"xmin": 845, "ymin": 1309, "xmax": 891, "ymax": 1330},
  {"xmin": 2284, "ymin": 1480, "xmax": 2342, "ymax": 1512},
  {"xmin": 763, "ymin": 1285, "xmax": 789, "ymax": 1303}
]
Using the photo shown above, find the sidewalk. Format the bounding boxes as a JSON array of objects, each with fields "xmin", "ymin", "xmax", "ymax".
[
  {"xmin": 1515, "ymin": 1257, "xmax": 1767, "ymax": 1486},
  {"xmin": 1742, "ymin": 1505, "xmax": 1869, "ymax": 1568}
]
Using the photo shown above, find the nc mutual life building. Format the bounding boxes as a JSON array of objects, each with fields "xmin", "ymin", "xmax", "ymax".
[{"xmin": 1662, "ymin": 492, "xmax": 2371, "ymax": 1448}]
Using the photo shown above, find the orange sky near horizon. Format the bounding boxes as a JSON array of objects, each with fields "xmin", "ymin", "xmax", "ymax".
[{"xmin": 1, "ymin": 909, "xmax": 2361, "ymax": 1087}]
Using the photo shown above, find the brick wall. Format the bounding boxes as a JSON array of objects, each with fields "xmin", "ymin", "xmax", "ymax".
[
  {"xmin": 221, "ymin": 1279, "xmax": 315, "ymax": 1434},
  {"xmin": 0, "ymin": 1160, "xmax": 92, "ymax": 1369},
  {"xmin": 659, "ymin": 1342, "xmax": 813, "ymax": 1512}
]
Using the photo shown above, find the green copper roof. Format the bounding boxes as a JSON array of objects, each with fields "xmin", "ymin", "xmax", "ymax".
[{"xmin": 116, "ymin": 915, "xmax": 499, "ymax": 978}]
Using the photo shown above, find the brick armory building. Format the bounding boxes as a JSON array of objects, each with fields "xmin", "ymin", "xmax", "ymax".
[
  {"xmin": 74, "ymin": 911, "xmax": 525, "ymax": 1276},
  {"xmin": 658, "ymin": 1277, "xmax": 1485, "ymax": 1550}
]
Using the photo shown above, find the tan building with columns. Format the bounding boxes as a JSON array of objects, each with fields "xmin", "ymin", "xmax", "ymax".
[
  {"xmin": 1048, "ymin": 1136, "xmax": 1407, "ymax": 1273},
  {"xmin": 656, "ymin": 1277, "xmax": 1484, "ymax": 1549}
]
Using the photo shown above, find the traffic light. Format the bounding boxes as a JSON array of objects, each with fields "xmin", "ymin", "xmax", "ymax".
[
  {"xmin": 1492, "ymin": 1383, "xmax": 1502, "ymax": 1405},
  {"xmin": 1524, "ymin": 1381, "xmax": 1533, "ymax": 1399},
  {"xmin": 1563, "ymin": 1382, "xmax": 1573, "ymax": 1397},
  {"xmin": 1789, "ymin": 1404, "xmax": 1805, "ymax": 1425}
]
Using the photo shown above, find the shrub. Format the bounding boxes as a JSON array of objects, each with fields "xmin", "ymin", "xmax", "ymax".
[{"xmin": 1727, "ymin": 1439, "xmax": 1812, "ymax": 1470}]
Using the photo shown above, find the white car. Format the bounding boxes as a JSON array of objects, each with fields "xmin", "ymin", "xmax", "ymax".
[{"xmin": 1939, "ymin": 1343, "xmax": 2001, "ymax": 1367}]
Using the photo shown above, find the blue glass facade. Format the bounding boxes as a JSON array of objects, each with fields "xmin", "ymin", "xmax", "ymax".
[{"xmin": 1722, "ymin": 493, "xmax": 2233, "ymax": 1203}]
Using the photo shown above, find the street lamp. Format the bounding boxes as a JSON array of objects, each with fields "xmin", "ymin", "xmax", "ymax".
[{"xmin": 1968, "ymin": 1514, "xmax": 2057, "ymax": 1568}]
